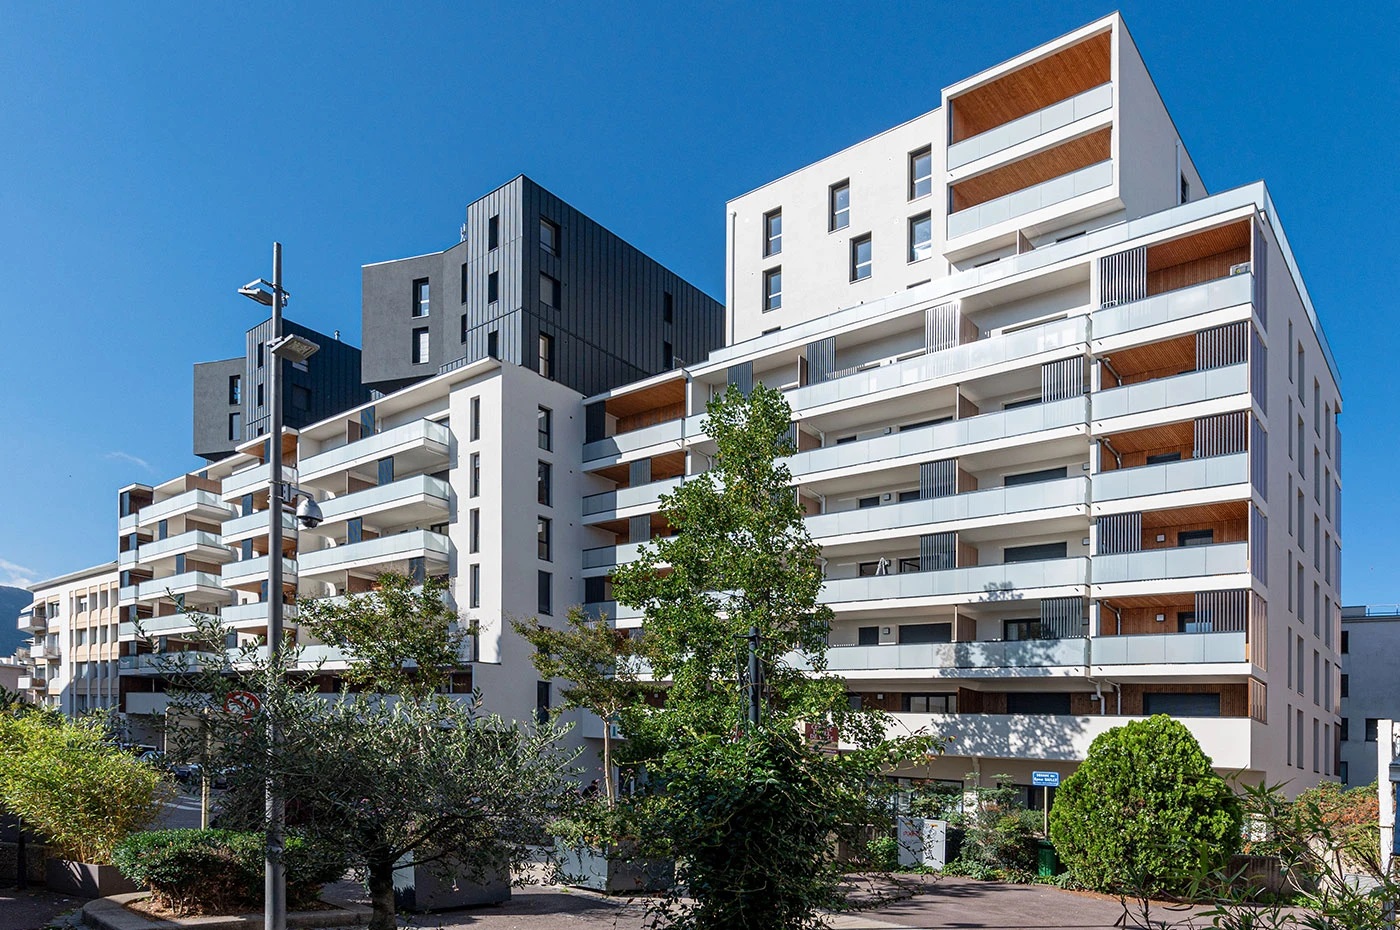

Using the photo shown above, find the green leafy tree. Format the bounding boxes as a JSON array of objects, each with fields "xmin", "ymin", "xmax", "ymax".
[
  {"xmin": 610, "ymin": 384, "xmax": 941, "ymax": 929},
  {"xmin": 514, "ymin": 605, "xmax": 646, "ymax": 806},
  {"xmin": 1049, "ymin": 714, "xmax": 1242, "ymax": 896},
  {"xmin": 0, "ymin": 710, "xmax": 172, "ymax": 863}
]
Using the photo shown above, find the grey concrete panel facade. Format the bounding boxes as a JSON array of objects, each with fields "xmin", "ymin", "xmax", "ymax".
[{"xmin": 192, "ymin": 357, "xmax": 246, "ymax": 460}]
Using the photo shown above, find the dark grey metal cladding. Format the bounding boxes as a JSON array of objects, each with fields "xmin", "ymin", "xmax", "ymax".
[
  {"xmin": 192, "ymin": 357, "xmax": 244, "ymax": 460},
  {"xmin": 243, "ymin": 318, "xmax": 370, "ymax": 440}
]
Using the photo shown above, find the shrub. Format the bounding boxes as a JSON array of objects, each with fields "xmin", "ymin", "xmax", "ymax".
[
  {"xmin": 949, "ymin": 775, "xmax": 1040, "ymax": 880},
  {"xmin": 114, "ymin": 829, "xmax": 344, "ymax": 914},
  {"xmin": 866, "ymin": 834, "xmax": 899, "ymax": 872},
  {"xmin": 1049, "ymin": 715, "xmax": 1243, "ymax": 897}
]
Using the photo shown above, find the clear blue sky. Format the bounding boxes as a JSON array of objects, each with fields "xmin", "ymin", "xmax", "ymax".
[{"xmin": 1, "ymin": 2, "xmax": 1396, "ymax": 604}]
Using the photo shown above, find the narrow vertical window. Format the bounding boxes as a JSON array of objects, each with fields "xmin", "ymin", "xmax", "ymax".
[
  {"xmin": 487, "ymin": 271, "xmax": 499, "ymax": 304},
  {"xmin": 470, "ymin": 397, "xmax": 481, "ymax": 441},
  {"xmin": 909, "ymin": 146, "xmax": 932, "ymax": 200},
  {"xmin": 538, "ymin": 333, "xmax": 554, "ymax": 378},
  {"xmin": 537, "ymin": 516, "xmax": 552, "ymax": 561},
  {"xmin": 537, "ymin": 406, "xmax": 552, "ymax": 451},
  {"xmin": 829, "ymin": 181, "xmax": 850, "ymax": 231},
  {"xmin": 763, "ymin": 268, "xmax": 782, "ymax": 312},
  {"xmin": 540, "ymin": 273, "xmax": 560, "ymax": 308},
  {"xmin": 908, "ymin": 213, "xmax": 932, "ymax": 263},
  {"xmin": 488, "ymin": 214, "xmax": 499, "ymax": 250},
  {"xmin": 540, "ymin": 217, "xmax": 560, "ymax": 255},
  {"xmin": 460, "ymin": 263, "xmax": 469, "ymax": 303},
  {"xmin": 228, "ymin": 412, "xmax": 241, "ymax": 441},
  {"xmin": 850, "ymin": 234, "xmax": 872, "ymax": 282},
  {"xmin": 486, "ymin": 329, "xmax": 499, "ymax": 359},
  {"xmin": 470, "ymin": 452, "xmax": 481, "ymax": 497},
  {"xmin": 469, "ymin": 508, "xmax": 480, "ymax": 553},
  {"xmin": 469, "ymin": 564, "xmax": 480, "ymax": 608},
  {"xmin": 411, "ymin": 327, "xmax": 430, "ymax": 364},
  {"xmin": 537, "ymin": 570, "xmax": 553, "ymax": 616},
  {"xmin": 663, "ymin": 341, "xmax": 674, "ymax": 369},
  {"xmin": 228, "ymin": 375, "xmax": 241, "ymax": 405},
  {"xmin": 663, "ymin": 291, "xmax": 674, "ymax": 324},
  {"xmin": 412, "ymin": 278, "xmax": 430, "ymax": 317},
  {"xmin": 763, "ymin": 208, "xmax": 782, "ymax": 256},
  {"xmin": 537, "ymin": 461, "xmax": 552, "ymax": 506}
]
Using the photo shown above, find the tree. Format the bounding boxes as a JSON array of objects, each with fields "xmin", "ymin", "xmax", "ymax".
[
  {"xmin": 0, "ymin": 710, "xmax": 172, "ymax": 864},
  {"xmin": 1049, "ymin": 714, "xmax": 1243, "ymax": 896},
  {"xmin": 514, "ymin": 606, "xmax": 646, "ymax": 806},
  {"xmin": 609, "ymin": 384, "xmax": 941, "ymax": 929}
]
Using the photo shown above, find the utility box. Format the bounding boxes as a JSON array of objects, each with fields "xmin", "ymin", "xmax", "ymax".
[{"xmin": 896, "ymin": 816, "xmax": 947, "ymax": 869}]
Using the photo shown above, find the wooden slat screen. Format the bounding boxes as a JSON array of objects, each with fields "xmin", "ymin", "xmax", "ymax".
[
  {"xmin": 806, "ymin": 337, "xmax": 836, "ymax": 384},
  {"xmin": 1041, "ymin": 356, "xmax": 1085, "ymax": 402},
  {"xmin": 1196, "ymin": 588, "xmax": 1248, "ymax": 633},
  {"xmin": 1196, "ymin": 320, "xmax": 1247, "ymax": 370},
  {"xmin": 920, "ymin": 459, "xmax": 957, "ymax": 499},
  {"xmin": 1194, "ymin": 411, "xmax": 1248, "ymax": 457},
  {"xmin": 1041, "ymin": 596, "xmax": 1087, "ymax": 640},
  {"xmin": 1097, "ymin": 512, "xmax": 1142, "ymax": 554},
  {"xmin": 925, "ymin": 302, "xmax": 961, "ymax": 353},
  {"xmin": 1099, "ymin": 246, "xmax": 1147, "ymax": 306}
]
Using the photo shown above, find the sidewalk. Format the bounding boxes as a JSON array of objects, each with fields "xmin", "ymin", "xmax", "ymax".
[{"xmin": 0, "ymin": 888, "xmax": 80, "ymax": 930}]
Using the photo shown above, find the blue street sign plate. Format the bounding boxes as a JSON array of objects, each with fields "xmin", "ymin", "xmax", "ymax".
[{"xmin": 1032, "ymin": 771, "xmax": 1060, "ymax": 787}]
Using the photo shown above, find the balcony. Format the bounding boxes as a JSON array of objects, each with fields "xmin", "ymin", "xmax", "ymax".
[
  {"xmin": 948, "ymin": 83, "xmax": 1113, "ymax": 170},
  {"xmin": 135, "ymin": 572, "xmax": 227, "ymax": 605},
  {"xmin": 822, "ymin": 638, "xmax": 1089, "ymax": 676},
  {"xmin": 222, "ymin": 509, "xmax": 298, "ymax": 544},
  {"xmin": 119, "ymin": 612, "xmax": 207, "ymax": 639},
  {"xmin": 583, "ymin": 476, "xmax": 685, "ymax": 519},
  {"xmin": 583, "ymin": 417, "xmax": 693, "ymax": 466},
  {"xmin": 28, "ymin": 644, "xmax": 49, "ymax": 660},
  {"xmin": 298, "ymin": 530, "xmax": 451, "ymax": 579},
  {"xmin": 1092, "ymin": 541, "xmax": 1248, "ymax": 585},
  {"xmin": 138, "ymin": 530, "xmax": 232, "ymax": 565},
  {"xmin": 948, "ymin": 160, "xmax": 1113, "ymax": 240},
  {"xmin": 299, "ymin": 419, "xmax": 450, "ymax": 485},
  {"xmin": 18, "ymin": 611, "xmax": 45, "ymax": 633},
  {"xmin": 119, "ymin": 652, "xmax": 219, "ymax": 675},
  {"xmin": 790, "ymin": 316, "xmax": 1088, "ymax": 414},
  {"xmin": 1094, "ymin": 453, "xmax": 1249, "ymax": 504},
  {"xmin": 807, "ymin": 476, "xmax": 1088, "ymax": 541},
  {"xmin": 222, "ymin": 600, "xmax": 298, "ymax": 627},
  {"xmin": 581, "ymin": 600, "xmax": 645, "ymax": 624},
  {"xmin": 822, "ymin": 557, "xmax": 1088, "ymax": 608},
  {"xmin": 314, "ymin": 475, "xmax": 451, "ymax": 529},
  {"xmin": 1091, "ymin": 631, "xmax": 1248, "ymax": 667},
  {"xmin": 118, "ymin": 549, "xmax": 139, "ymax": 569},
  {"xmin": 878, "ymin": 712, "xmax": 1253, "ymax": 770},
  {"xmin": 222, "ymin": 463, "xmax": 300, "ymax": 501},
  {"xmin": 792, "ymin": 396, "xmax": 1087, "ymax": 479},
  {"xmin": 1093, "ymin": 274, "xmax": 1253, "ymax": 343},
  {"xmin": 119, "ymin": 512, "xmax": 139, "ymax": 533},
  {"xmin": 1092, "ymin": 364, "xmax": 1248, "ymax": 424},
  {"xmin": 222, "ymin": 556, "xmax": 298, "ymax": 588},
  {"xmin": 17, "ymin": 675, "xmax": 45, "ymax": 690},
  {"xmin": 135, "ymin": 489, "xmax": 231, "ymax": 530},
  {"xmin": 125, "ymin": 692, "xmax": 169, "ymax": 716}
]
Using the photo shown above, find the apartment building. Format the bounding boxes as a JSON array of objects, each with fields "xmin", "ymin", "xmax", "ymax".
[
  {"xmin": 579, "ymin": 14, "xmax": 1342, "ymax": 794},
  {"xmin": 193, "ymin": 318, "xmax": 369, "ymax": 462},
  {"xmin": 360, "ymin": 174, "xmax": 723, "ymax": 397},
  {"xmin": 1338, "ymin": 605, "xmax": 1400, "ymax": 786},
  {"xmin": 17, "ymin": 563, "xmax": 122, "ymax": 714}
]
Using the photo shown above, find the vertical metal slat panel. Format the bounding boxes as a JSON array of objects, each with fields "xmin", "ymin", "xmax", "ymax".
[
  {"xmin": 925, "ymin": 301, "xmax": 960, "ymax": 353},
  {"xmin": 1041, "ymin": 356, "xmax": 1084, "ymax": 402},
  {"xmin": 1194, "ymin": 411, "xmax": 1248, "ymax": 457},
  {"xmin": 919, "ymin": 459, "xmax": 956, "ymax": 499},
  {"xmin": 920, "ymin": 532, "xmax": 955, "ymax": 571},
  {"xmin": 1253, "ymin": 222, "xmax": 1268, "ymax": 329},
  {"xmin": 1040, "ymin": 596, "xmax": 1086, "ymax": 640},
  {"xmin": 1249, "ymin": 591, "xmax": 1268, "ymax": 671},
  {"xmin": 629, "ymin": 458, "xmax": 652, "ymax": 486},
  {"xmin": 1099, "ymin": 246, "xmax": 1147, "ymax": 306},
  {"xmin": 628, "ymin": 514, "xmax": 652, "ymax": 545},
  {"xmin": 1195, "ymin": 589, "xmax": 1248, "ymax": 633},
  {"xmin": 1196, "ymin": 320, "xmax": 1247, "ymax": 370},
  {"xmin": 1250, "ymin": 416, "xmax": 1268, "ymax": 501},
  {"xmin": 1250, "ymin": 506, "xmax": 1268, "ymax": 584},
  {"xmin": 806, "ymin": 337, "xmax": 836, "ymax": 384},
  {"xmin": 1097, "ymin": 512, "xmax": 1142, "ymax": 555},
  {"xmin": 1250, "ymin": 326, "xmax": 1268, "ymax": 415},
  {"xmin": 728, "ymin": 361, "xmax": 753, "ymax": 396}
]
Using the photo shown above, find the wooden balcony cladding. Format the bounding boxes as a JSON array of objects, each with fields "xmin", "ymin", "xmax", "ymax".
[
  {"xmin": 1146, "ymin": 220, "xmax": 1251, "ymax": 296},
  {"xmin": 1102, "ymin": 333, "xmax": 1195, "ymax": 386},
  {"xmin": 951, "ymin": 127, "xmax": 1112, "ymax": 212},
  {"xmin": 606, "ymin": 375, "xmax": 686, "ymax": 435},
  {"xmin": 1099, "ymin": 421, "xmax": 1194, "ymax": 471},
  {"xmin": 950, "ymin": 30, "xmax": 1111, "ymax": 142},
  {"xmin": 1140, "ymin": 501, "xmax": 1249, "ymax": 550}
]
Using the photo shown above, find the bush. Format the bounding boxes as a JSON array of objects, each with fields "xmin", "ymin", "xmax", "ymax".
[
  {"xmin": 1049, "ymin": 715, "xmax": 1242, "ymax": 897},
  {"xmin": 866, "ymin": 834, "xmax": 899, "ymax": 872},
  {"xmin": 948, "ymin": 775, "xmax": 1041, "ymax": 880},
  {"xmin": 114, "ymin": 829, "xmax": 344, "ymax": 914}
]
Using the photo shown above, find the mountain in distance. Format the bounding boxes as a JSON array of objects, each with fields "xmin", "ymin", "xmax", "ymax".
[{"xmin": 0, "ymin": 585, "xmax": 34, "ymax": 657}]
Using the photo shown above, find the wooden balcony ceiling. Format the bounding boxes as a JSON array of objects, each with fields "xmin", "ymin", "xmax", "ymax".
[
  {"xmin": 1100, "ymin": 593, "xmax": 1195, "ymax": 610},
  {"xmin": 951, "ymin": 30, "xmax": 1111, "ymax": 142},
  {"xmin": 1105, "ymin": 420, "xmax": 1192, "ymax": 454},
  {"xmin": 1102, "ymin": 332, "xmax": 1194, "ymax": 381},
  {"xmin": 606, "ymin": 376, "xmax": 685, "ymax": 418},
  {"xmin": 593, "ymin": 450, "xmax": 685, "ymax": 486},
  {"xmin": 1147, "ymin": 220, "xmax": 1250, "ymax": 271},
  {"xmin": 951, "ymin": 127, "xmax": 1111, "ymax": 212},
  {"xmin": 1142, "ymin": 501, "xmax": 1246, "ymax": 529}
]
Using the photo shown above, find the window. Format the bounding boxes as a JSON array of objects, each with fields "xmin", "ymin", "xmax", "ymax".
[
  {"xmin": 1177, "ymin": 529, "xmax": 1215, "ymax": 547},
  {"xmin": 228, "ymin": 375, "xmax": 241, "ymax": 405},
  {"xmin": 904, "ymin": 693, "xmax": 956, "ymax": 713},
  {"xmin": 540, "ymin": 217, "xmax": 560, "ymax": 255},
  {"xmin": 228, "ymin": 412, "xmax": 242, "ymax": 441},
  {"xmin": 412, "ymin": 278, "xmax": 430, "ymax": 317},
  {"xmin": 1004, "ymin": 619, "xmax": 1043, "ymax": 641},
  {"xmin": 1177, "ymin": 611, "xmax": 1213, "ymax": 634},
  {"xmin": 488, "ymin": 214, "xmax": 499, "ymax": 250},
  {"xmin": 535, "ymin": 681, "xmax": 551, "ymax": 723},
  {"xmin": 829, "ymin": 180, "xmax": 850, "ymax": 231},
  {"xmin": 763, "ymin": 209, "xmax": 782, "ymax": 256},
  {"xmin": 908, "ymin": 213, "xmax": 932, "ymax": 263},
  {"xmin": 1295, "ymin": 635, "xmax": 1304, "ymax": 694},
  {"xmin": 663, "ymin": 341, "xmax": 673, "ymax": 368},
  {"xmin": 1297, "ymin": 710, "xmax": 1305, "ymax": 770},
  {"xmin": 291, "ymin": 385, "xmax": 311, "ymax": 412},
  {"xmin": 1341, "ymin": 630, "xmax": 1349, "ymax": 654},
  {"xmin": 857, "ymin": 626, "xmax": 879, "ymax": 646},
  {"xmin": 1179, "ymin": 172, "xmax": 1190, "ymax": 204},
  {"xmin": 1314, "ymin": 381, "xmax": 1321, "ymax": 432},
  {"xmin": 256, "ymin": 383, "xmax": 265, "ymax": 408},
  {"xmin": 469, "ymin": 453, "xmax": 480, "ymax": 497},
  {"xmin": 1007, "ymin": 692, "xmax": 1072, "ymax": 715},
  {"xmin": 1341, "ymin": 674, "xmax": 1349, "ymax": 698},
  {"xmin": 1003, "ymin": 466, "xmax": 1067, "ymax": 487},
  {"xmin": 537, "ymin": 333, "xmax": 554, "ymax": 378},
  {"xmin": 537, "ymin": 570, "xmax": 553, "ymax": 616},
  {"xmin": 460, "ymin": 262, "xmax": 469, "ymax": 302},
  {"xmin": 469, "ymin": 509, "xmax": 480, "ymax": 553},
  {"xmin": 1366, "ymin": 718, "xmax": 1380, "ymax": 742},
  {"xmin": 540, "ymin": 272, "xmax": 560, "ymax": 308},
  {"xmin": 470, "ymin": 397, "xmax": 481, "ymax": 441},
  {"xmin": 537, "ymin": 461, "xmax": 552, "ymax": 506},
  {"xmin": 1288, "ymin": 321, "xmax": 1295, "ymax": 382},
  {"xmin": 1313, "ymin": 650, "xmax": 1320, "ymax": 706},
  {"xmin": 412, "ymin": 327, "xmax": 430, "ymax": 365},
  {"xmin": 1146, "ymin": 451, "xmax": 1182, "ymax": 465},
  {"xmin": 468, "ymin": 564, "xmax": 480, "ymax": 609},
  {"xmin": 486, "ymin": 329, "xmax": 499, "ymax": 359},
  {"xmin": 487, "ymin": 271, "xmax": 499, "ymax": 303},
  {"xmin": 1144, "ymin": 692, "xmax": 1220, "ymax": 716},
  {"xmin": 1341, "ymin": 717, "xmax": 1349, "ymax": 741},
  {"xmin": 909, "ymin": 146, "xmax": 933, "ymax": 200},
  {"xmin": 537, "ymin": 406, "xmax": 552, "ymax": 450},
  {"xmin": 898, "ymin": 623, "xmax": 952, "ymax": 644},
  {"xmin": 460, "ymin": 313, "xmax": 468, "ymax": 343},
  {"xmin": 850, "ymin": 234, "xmax": 872, "ymax": 282},
  {"xmin": 1004, "ymin": 542, "xmax": 1067, "ymax": 563},
  {"xmin": 257, "ymin": 342, "xmax": 264, "ymax": 368},
  {"xmin": 763, "ymin": 268, "xmax": 782, "ymax": 312},
  {"xmin": 537, "ymin": 516, "xmax": 552, "ymax": 561},
  {"xmin": 663, "ymin": 291, "xmax": 674, "ymax": 323}
]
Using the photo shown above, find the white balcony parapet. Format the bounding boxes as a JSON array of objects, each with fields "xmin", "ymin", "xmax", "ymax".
[
  {"xmin": 136, "ymin": 489, "xmax": 231, "ymax": 530},
  {"xmin": 790, "ymin": 316, "xmax": 1088, "ymax": 413},
  {"xmin": 119, "ymin": 512, "xmax": 139, "ymax": 533},
  {"xmin": 876, "ymin": 712, "xmax": 1253, "ymax": 769},
  {"xmin": 793, "ymin": 396, "xmax": 1087, "ymax": 478},
  {"xmin": 119, "ymin": 586, "xmax": 140, "ymax": 605},
  {"xmin": 1092, "ymin": 363, "xmax": 1248, "ymax": 423},
  {"xmin": 1091, "ymin": 631, "xmax": 1247, "ymax": 666},
  {"xmin": 1092, "ymin": 541, "xmax": 1248, "ymax": 585},
  {"xmin": 1093, "ymin": 273, "xmax": 1253, "ymax": 341},
  {"xmin": 139, "ymin": 530, "xmax": 229, "ymax": 564},
  {"xmin": 119, "ymin": 652, "xmax": 219, "ymax": 673},
  {"xmin": 822, "ymin": 638, "xmax": 1089, "ymax": 673},
  {"xmin": 136, "ymin": 572, "xmax": 226, "ymax": 603},
  {"xmin": 119, "ymin": 612, "xmax": 210, "ymax": 639},
  {"xmin": 316, "ymin": 474, "xmax": 450, "ymax": 525},
  {"xmin": 584, "ymin": 419, "xmax": 687, "ymax": 465},
  {"xmin": 948, "ymin": 83, "xmax": 1114, "ymax": 169},
  {"xmin": 299, "ymin": 419, "xmax": 450, "ymax": 483},
  {"xmin": 222, "ymin": 510, "xmax": 298, "ymax": 544},
  {"xmin": 581, "ymin": 600, "xmax": 644, "ymax": 623},
  {"xmin": 18, "ymin": 611, "xmax": 45, "ymax": 633},
  {"xmin": 17, "ymin": 675, "xmax": 45, "ymax": 690},
  {"xmin": 221, "ymin": 600, "xmax": 298, "ymax": 626},
  {"xmin": 822, "ymin": 557, "xmax": 1088, "ymax": 606},
  {"xmin": 1094, "ymin": 453, "xmax": 1249, "ymax": 503},
  {"xmin": 298, "ymin": 529, "xmax": 451, "ymax": 578},
  {"xmin": 948, "ymin": 160, "xmax": 1114, "ymax": 239},
  {"xmin": 583, "ymin": 476, "xmax": 685, "ymax": 518},
  {"xmin": 808, "ymin": 476, "xmax": 1088, "ymax": 540},
  {"xmin": 118, "ymin": 549, "xmax": 139, "ymax": 569},
  {"xmin": 222, "ymin": 556, "xmax": 298, "ymax": 586},
  {"xmin": 222, "ymin": 463, "xmax": 300, "ymax": 501}
]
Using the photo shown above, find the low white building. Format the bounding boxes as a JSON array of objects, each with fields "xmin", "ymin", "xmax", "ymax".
[
  {"xmin": 18, "ymin": 563, "xmax": 121, "ymax": 714},
  {"xmin": 1339, "ymin": 605, "xmax": 1400, "ymax": 786}
]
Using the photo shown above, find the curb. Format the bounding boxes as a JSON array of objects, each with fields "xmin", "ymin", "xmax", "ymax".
[{"xmin": 82, "ymin": 894, "xmax": 373, "ymax": 930}]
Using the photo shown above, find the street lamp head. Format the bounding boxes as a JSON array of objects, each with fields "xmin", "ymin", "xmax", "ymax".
[
  {"xmin": 294, "ymin": 495, "xmax": 323, "ymax": 530},
  {"xmin": 238, "ymin": 279, "xmax": 289, "ymax": 308},
  {"xmin": 269, "ymin": 334, "xmax": 320, "ymax": 364}
]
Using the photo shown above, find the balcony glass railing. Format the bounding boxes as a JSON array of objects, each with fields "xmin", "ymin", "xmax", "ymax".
[
  {"xmin": 222, "ymin": 556, "xmax": 298, "ymax": 585},
  {"xmin": 807, "ymin": 476, "xmax": 1088, "ymax": 539},
  {"xmin": 582, "ymin": 475, "xmax": 685, "ymax": 517},
  {"xmin": 790, "ymin": 316, "xmax": 1088, "ymax": 412},
  {"xmin": 299, "ymin": 419, "xmax": 450, "ymax": 481},
  {"xmin": 136, "ymin": 489, "xmax": 229, "ymax": 528},
  {"xmin": 1092, "ymin": 541, "xmax": 1248, "ymax": 584},
  {"xmin": 1091, "ymin": 630, "xmax": 1247, "ymax": 665},
  {"xmin": 317, "ymin": 474, "xmax": 451, "ymax": 524},
  {"xmin": 119, "ymin": 613, "xmax": 207, "ymax": 639},
  {"xmin": 822, "ymin": 557, "xmax": 1088, "ymax": 605},
  {"xmin": 948, "ymin": 83, "xmax": 1114, "ymax": 169},
  {"xmin": 948, "ymin": 160, "xmax": 1114, "ymax": 239},
  {"xmin": 584, "ymin": 419, "xmax": 686, "ymax": 464},
  {"xmin": 138, "ymin": 530, "xmax": 228, "ymax": 563},
  {"xmin": 298, "ymin": 529, "xmax": 452, "ymax": 575},
  {"xmin": 1093, "ymin": 273, "xmax": 1253, "ymax": 340},
  {"xmin": 793, "ymin": 396, "xmax": 1087, "ymax": 478},
  {"xmin": 136, "ymin": 572, "xmax": 225, "ymax": 601},
  {"xmin": 1094, "ymin": 453, "xmax": 1249, "ymax": 502},
  {"xmin": 1092, "ymin": 363, "xmax": 1248, "ymax": 422},
  {"xmin": 824, "ymin": 638, "xmax": 1089, "ymax": 672},
  {"xmin": 222, "ymin": 509, "xmax": 297, "ymax": 542},
  {"xmin": 222, "ymin": 463, "xmax": 299, "ymax": 500}
]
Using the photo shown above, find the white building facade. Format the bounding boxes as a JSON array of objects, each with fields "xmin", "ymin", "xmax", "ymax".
[
  {"xmin": 1338, "ymin": 605, "xmax": 1400, "ymax": 787},
  {"xmin": 18, "ymin": 563, "xmax": 122, "ymax": 714}
]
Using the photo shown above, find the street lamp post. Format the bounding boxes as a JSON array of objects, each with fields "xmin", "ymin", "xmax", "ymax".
[{"xmin": 238, "ymin": 243, "xmax": 319, "ymax": 930}]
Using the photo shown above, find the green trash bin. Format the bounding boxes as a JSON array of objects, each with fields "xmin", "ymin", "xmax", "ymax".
[{"xmin": 1036, "ymin": 839, "xmax": 1059, "ymax": 877}]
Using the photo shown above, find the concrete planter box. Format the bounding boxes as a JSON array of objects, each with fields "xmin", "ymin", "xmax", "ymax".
[
  {"xmin": 392, "ymin": 854, "xmax": 510, "ymax": 911},
  {"xmin": 45, "ymin": 859, "xmax": 138, "ymax": 897},
  {"xmin": 555, "ymin": 840, "xmax": 673, "ymax": 895}
]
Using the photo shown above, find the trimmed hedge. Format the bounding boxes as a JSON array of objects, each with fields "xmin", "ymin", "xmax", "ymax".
[{"xmin": 113, "ymin": 829, "xmax": 344, "ymax": 914}]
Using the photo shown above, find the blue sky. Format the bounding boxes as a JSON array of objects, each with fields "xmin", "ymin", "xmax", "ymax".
[{"xmin": 0, "ymin": 2, "xmax": 1396, "ymax": 604}]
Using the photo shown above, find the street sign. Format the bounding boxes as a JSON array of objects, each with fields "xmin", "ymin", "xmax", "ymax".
[{"xmin": 1032, "ymin": 770, "xmax": 1061, "ymax": 787}]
